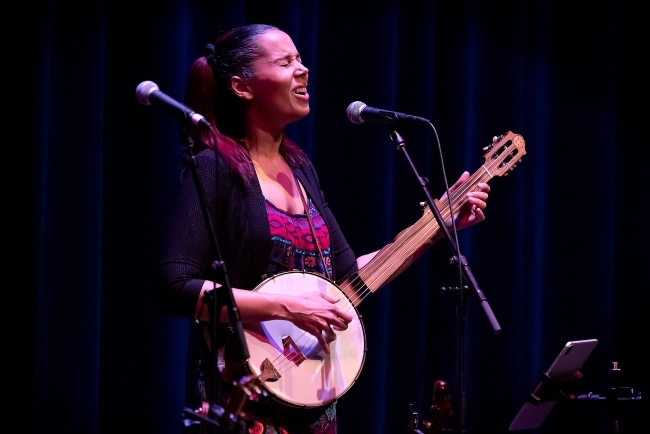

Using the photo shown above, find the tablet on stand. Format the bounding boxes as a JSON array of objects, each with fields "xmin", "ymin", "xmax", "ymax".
[{"xmin": 509, "ymin": 339, "xmax": 598, "ymax": 431}]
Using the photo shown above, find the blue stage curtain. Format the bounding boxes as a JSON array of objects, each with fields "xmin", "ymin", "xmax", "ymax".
[{"xmin": 24, "ymin": 1, "xmax": 646, "ymax": 433}]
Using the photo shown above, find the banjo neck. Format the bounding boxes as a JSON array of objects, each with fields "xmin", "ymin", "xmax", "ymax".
[{"xmin": 339, "ymin": 200, "xmax": 444, "ymax": 304}]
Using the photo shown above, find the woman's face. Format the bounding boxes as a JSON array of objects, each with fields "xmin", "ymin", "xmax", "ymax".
[{"xmin": 244, "ymin": 29, "xmax": 310, "ymax": 130}]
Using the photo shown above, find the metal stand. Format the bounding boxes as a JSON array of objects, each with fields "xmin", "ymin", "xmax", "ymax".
[
  {"xmin": 388, "ymin": 129, "xmax": 501, "ymax": 434},
  {"xmin": 177, "ymin": 119, "xmax": 251, "ymax": 433},
  {"xmin": 573, "ymin": 362, "xmax": 643, "ymax": 433}
]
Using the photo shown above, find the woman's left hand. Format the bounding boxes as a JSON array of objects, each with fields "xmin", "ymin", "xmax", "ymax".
[{"xmin": 442, "ymin": 171, "xmax": 490, "ymax": 230}]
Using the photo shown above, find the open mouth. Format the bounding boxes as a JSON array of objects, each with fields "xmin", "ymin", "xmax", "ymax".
[{"xmin": 293, "ymin": 87, "xmax": 307, "ymax": 96}]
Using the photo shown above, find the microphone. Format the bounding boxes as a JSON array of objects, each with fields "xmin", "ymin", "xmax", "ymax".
[
  {"xmin": 346, "ymin": 101, "xmax": 430, "ymax": 126},
  {"xmin": 136, "ymin": 80, "xmax": 211, "ymax": 127}
]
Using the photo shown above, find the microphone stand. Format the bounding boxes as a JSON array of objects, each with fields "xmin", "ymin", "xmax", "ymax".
[
  {"xmin": 177, "ymin": 119, "xmax": 250, "ymax": 434},
  {"xmin": 388, "ymin": 129, "xmax": 501, "ymax": 434}
]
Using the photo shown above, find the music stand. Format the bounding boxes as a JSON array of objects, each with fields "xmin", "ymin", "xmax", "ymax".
[{"xmin": 509, "ymin": 339, "xmax": 598, "ymax": 431}]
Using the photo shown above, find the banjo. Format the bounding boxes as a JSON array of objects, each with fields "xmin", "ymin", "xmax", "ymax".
[{"xmin": 226, "ymin": 132, "xmax": 526, "ymax": 408}]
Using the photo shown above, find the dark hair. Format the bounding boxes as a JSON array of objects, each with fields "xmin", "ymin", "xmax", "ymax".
[{"xmin": 184, "ymin": 24, "xmax": 308, "ymax": 181}]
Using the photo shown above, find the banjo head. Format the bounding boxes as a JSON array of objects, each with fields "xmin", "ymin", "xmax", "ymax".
[{"xmin": 243, "ymin": 271, "xmax": 366, "ymax": 408}]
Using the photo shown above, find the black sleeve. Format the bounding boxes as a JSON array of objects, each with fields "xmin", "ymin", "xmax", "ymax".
[{"xmin": 157, "ymin": 150, "xmax": 218, "ymax": 318}]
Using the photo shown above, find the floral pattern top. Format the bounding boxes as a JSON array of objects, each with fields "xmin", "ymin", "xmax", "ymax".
[{"xmin": 265, "ymin": 198, "xmax": 332, "ymax": 279}]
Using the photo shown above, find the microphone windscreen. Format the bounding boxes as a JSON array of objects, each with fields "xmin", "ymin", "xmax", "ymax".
[
  {"xmin": 346, "ymin": 101, "xmax": 366, "ymax": 124},
  {"xmin": 136, "ymin": 81, "xmax": 159, "ymax": 106}
]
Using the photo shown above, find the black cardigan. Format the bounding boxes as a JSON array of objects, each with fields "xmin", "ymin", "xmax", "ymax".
[{"xmin": 158, "ymin": 148, "xmax": 358, "ymax": 319}]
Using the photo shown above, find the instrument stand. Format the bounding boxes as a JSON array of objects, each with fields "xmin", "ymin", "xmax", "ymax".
[
  {"xmin": 177, "ymin": 120, "xmax": 251, "ymax": 433},
  {"xmin": 408, "ymin": 380, "xmax": 455, "ymax": 433},
  {"xmin": 388, "ymin": 129, "xmax": 501, "ymax": 434}
]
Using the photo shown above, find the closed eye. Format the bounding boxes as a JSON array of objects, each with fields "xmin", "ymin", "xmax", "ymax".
[{"xmin": 276, "ymin": 54, "xmax": 303, "ymax": 68}]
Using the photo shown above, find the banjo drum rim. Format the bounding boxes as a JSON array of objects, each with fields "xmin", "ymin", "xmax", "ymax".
[{"xmin": 243, "ymin": 270, "xmax": 368, "ymax": 408}]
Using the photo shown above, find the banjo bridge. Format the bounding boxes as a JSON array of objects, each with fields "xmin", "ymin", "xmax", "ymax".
[{"xmin": 282, "ymin": 335, "xmax": 307, "ymax": 366}]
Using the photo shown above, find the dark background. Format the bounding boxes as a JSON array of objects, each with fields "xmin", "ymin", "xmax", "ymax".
[{"xmin": 21, "ymin": 1, "xmax": 648, "ymax": 433}]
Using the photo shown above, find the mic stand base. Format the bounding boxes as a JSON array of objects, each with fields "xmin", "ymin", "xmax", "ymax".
[{"xmin": 181, "ymin": 406, "xmax": 247, "ymax": 434}]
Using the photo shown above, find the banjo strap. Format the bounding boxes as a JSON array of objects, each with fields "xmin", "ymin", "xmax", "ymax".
[{"xmin": 294, "ymin": 175, "xmax": 333, "ymax": 282}]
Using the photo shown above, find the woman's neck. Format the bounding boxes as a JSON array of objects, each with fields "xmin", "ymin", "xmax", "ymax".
[{"xmin": 245, "ymin": 127, "xmax": 284, "ymax": 161}]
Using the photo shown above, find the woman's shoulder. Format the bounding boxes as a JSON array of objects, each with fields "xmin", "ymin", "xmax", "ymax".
[
  {"xmin": 194, "ymin": 147, "xmax": 231, "ymax": 171},
  {"xmin": 195, "ymin": 147, "xmax": 216, "ymax": 160}
]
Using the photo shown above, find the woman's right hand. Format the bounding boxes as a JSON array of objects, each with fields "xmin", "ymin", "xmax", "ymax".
[{"xmin": 282, "ymin": 291, "xmax": 354, "ymax": 353}]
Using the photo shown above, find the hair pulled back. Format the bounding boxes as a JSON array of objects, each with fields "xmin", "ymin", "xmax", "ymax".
[{"xmin": 184, "ymin": 24, "xmax": 307, "ymax": 181}]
